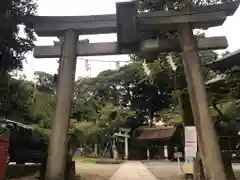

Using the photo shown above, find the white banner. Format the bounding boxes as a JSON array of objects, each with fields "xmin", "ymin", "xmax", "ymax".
[
  {"xmin": 183, "ymin": 126, "xmax": 197, "ymax": 174},
  {"xmin": 184, "ymin": 126, "xmax": 197, "ymax": 158}
]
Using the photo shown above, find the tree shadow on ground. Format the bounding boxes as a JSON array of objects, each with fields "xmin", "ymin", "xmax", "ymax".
[{"xmin": 5, "ymin": 164, "xmax": 40, "ymax": 179}]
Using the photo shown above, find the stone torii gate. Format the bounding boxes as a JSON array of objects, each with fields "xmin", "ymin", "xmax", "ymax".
[
  {"xmin": 114, "ymin": 128, "xmax": 131, "ymax": 160},
  {"xmin": 27, "ymin": 1, "xmax": 238, "ymax": 180}
]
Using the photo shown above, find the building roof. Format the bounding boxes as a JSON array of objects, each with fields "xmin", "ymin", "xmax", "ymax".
[
  {"xmin": 204, "ymin": 48, "xmax": 240, "ymax": 87},
  {"xmin": 137, "ymin": 126, "xmax": 176, "ymax": 141},
  {"xmin": 0, "ymin": 118, "xmax": 31, "ymax": 130},
  {"xmin": 206, "ymin": 49, "xmax": 240, "ymax": 73}
]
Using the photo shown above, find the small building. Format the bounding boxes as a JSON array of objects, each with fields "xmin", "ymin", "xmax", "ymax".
[{"xmin": 129, "ymin": 125, "xmax": 184, "ymax": 160}]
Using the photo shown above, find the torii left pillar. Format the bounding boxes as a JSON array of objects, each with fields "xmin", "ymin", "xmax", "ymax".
[{"xmin": 45, "ymin": 29, "xmax": 78, "ymax": 180}]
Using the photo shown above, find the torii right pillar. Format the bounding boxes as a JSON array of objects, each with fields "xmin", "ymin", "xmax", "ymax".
[{"xmin": 179, "ymin": 23, "xmax": 227, "ymax": 180}]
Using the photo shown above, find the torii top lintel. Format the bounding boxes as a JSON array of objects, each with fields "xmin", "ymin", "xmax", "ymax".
[{"xmin": 25, "ymin": 1, "xmax": 239, "ymax": 37}]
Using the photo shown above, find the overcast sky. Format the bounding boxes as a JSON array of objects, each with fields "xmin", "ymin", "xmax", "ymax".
[{"xmin": 22, "ymin": 0, "xmax": 240, "ymax": 80}]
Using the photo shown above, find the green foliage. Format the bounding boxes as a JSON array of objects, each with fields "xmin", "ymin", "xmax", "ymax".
[
  {"xmin": 224, "ymin": 67, "xmax": 240, "ymax": 98},
  {"xmin": 135, "ymin": 0, "xmax": 227, "ymax": 131},
  {"xmin": 138, "ymin": 0, "xmax": 230, "ymax": 13},
  {"xmin": 73, "ymin": 62, "xmax": 175, "ymax": 131},
  {"xmin": 34, "ymin": 71, "xmax": 56, "ymax": 93},
  {"xmin": 33, "ymin": 91, "xmax": 55, "ymax": 127},
  {"xmin": 208, "ymin": 59, "xmax": 240, "ymax": 103},
  {"xmin": 0, "ymin": 0, "xmax": 37, "ymax": 122},
  {"xmin": 69, "ymin": 61, "xmax": 175, "ymax": 151},
  {"xmin": 210, "ymin": 101, "xmax": 240, "ymax": 152},
  {"xmin": 212, "ymin": 100, "xmax": 240, "ymax": 121},
  {"xmin": 31, "ymin": 71, "xmax": 56, "ymax": 127},
  {"xmin": 0, "ymin": 75, "xmax": 35, "ymax": 123},
  {"xmin": 0, "ymin": 0, "xmax": 37, "ymax": 75}
]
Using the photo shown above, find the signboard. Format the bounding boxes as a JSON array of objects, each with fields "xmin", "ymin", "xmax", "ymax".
[
  {"xmin": 183, "ymin": 126, "xmax": 197, "ymax": 174},
  {"xmin": 184, "ymin": 126, "xmax": 197, "ymax": 158},
  {"xmin": 174, "ymin": 152, "xmax": 183, "ymax": 158}
]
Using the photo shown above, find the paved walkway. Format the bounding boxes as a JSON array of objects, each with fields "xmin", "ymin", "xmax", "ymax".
[{"xmin": 110, "ymin": 161, "xmax": 158, "ymax": 180}]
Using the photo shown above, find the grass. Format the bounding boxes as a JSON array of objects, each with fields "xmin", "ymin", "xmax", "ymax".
[
  {"xmin": 73, "ymin": 156, "xmax": 97, "ymax": 163},
  {"xmin": 73, "ymin": 156, "xmax": 123, "ymax": 164}
]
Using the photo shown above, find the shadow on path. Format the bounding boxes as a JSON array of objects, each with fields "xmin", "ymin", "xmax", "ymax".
[{"xmin": 5, "ymin": 164, "xmax": 40, "ymax": 179}]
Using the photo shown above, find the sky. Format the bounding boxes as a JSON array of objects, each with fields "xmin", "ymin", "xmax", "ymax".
[{"xmin": 22, "ymin": 0, "xmax": 240, "ymax": 80}]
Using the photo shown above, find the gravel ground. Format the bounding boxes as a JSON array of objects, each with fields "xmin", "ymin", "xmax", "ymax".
[
  {"xmin": 76, "ymin": 163, "xmax": 120, "ymax": 180},
  {"xmin": 5, "ymin": 161, "xmax": 240, "ymax": 180},
  {"xmin": 144, "ymin": 161, "xmax": 240, "ymax": 180},
  {"xmin": 5, "ymin": 162, "xmax": 120, "ymax": 180},
  {"xmin": 144, "ymin": 162, "xmax": 184, "ymax": 180}
]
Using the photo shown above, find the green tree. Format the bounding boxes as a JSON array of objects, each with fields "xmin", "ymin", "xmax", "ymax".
[
  {"xmin": 31, "ymin": 71, "xmax": 56, "ymax": 127},
  {"xmin": 34, "ymin": 71, "xmax": 56, "ymax": 93},
  {"xmin": 0, "ymin": 0, "xmax": 37, "ymax": 122},
  {"xmin": 0, "ymin": 0, "xmax": 37, "ymax": 76},
  {"xmin": 75, "ymin": 62, "xmax": 174, "ymax": 123},
  {"xmin": 0, "ymin": 76, "xmax": 35, "ymax": 123}
]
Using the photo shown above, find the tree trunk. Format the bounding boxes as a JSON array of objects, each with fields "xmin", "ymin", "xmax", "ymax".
[{"xmin": 222, "ymin": 153, "xmax": 236, "ymax": 180}]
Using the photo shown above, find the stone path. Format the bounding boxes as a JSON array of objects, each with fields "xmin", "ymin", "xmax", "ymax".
[{"xmin": 110, "ymin": 161, "xmax": 158, "ymax": 180}]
